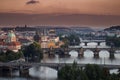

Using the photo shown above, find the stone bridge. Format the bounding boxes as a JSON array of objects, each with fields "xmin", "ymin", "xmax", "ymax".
[
  {"xmin": 43, "ymin": 47, "xmax": 120, "ymax": 58},
  {"xmin": 0, "ymin": 62, "xmax": 120, "ymax": 76},
  {"xmin": 80, "ymin": 39, "xmax": 105, "ymax": 46},
  {"xmin": 1, "ymin": 62, "xmax": 120, "ymax": 69}
]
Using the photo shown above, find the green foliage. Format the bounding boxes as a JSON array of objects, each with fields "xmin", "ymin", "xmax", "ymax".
[
  {"xmin": 68, "ymin": 34, "xmax": 80, "ymax": 43},
  {"xmin": 61, "ymin": 38, "xmax": 69, "ymax": 48},
  {"xmin": 109, "ymin": 73, "xmax": 120, "ymax": 80},
  {"xmin": 118, "ymin": 69, "xmax": 120, "ymax": 78},
  {"xmin": 101, "ymin": 68, "xmax": 110, "ymax": 80},
  {"xmin": 58, "ymin": 65, "xmax": 71, "ymax": 80},
  {"xmin": 106, "ymin": 36, "xmax": 120, "ymax": 47},
  {"xmin": 60, "ymin": 34, "xmax": 80, "ymax": 48},
  {"xmin": 0, "ymin": 50, "xmax": 24, "ymax": 62},
  {"xmin": 58, "ymin": 62, "xmax": 88, "ymax": 80},
  {"xmin": 85, "ymin": 65, "xmax": 115, "ymax": 80},
  {"xmin": 58, "ymin": 63, "xmax": 120, "ymax": 80},
  {"xmin": 23, "ymin": 42, "xmax": 43, "ymax": 62},
  {"xmin": 0, "ymin": 52, "xmax": 6, "ymax": 62}
]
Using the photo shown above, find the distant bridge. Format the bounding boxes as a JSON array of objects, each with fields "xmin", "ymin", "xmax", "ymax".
[
  {"xmin": 81, "ymin": 40, "xmax": 105, "ymax": 42},
  {"xmin": 81, "ymin": 40, "xmax": 106, "ymax": 46},
  {"xmin": 42, "ymin": 46, "xmax": 120, "ymax": 58}
]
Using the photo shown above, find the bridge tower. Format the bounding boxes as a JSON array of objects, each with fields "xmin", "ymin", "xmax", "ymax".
[{"xmin": 78, "ymin": 47, "xmax": 84, "ymax": 58}]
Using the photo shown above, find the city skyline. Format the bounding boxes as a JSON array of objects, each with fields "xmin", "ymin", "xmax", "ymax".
[{"xmin": 0, "ymin": 0, "xmax": 120, "ymax": 28}]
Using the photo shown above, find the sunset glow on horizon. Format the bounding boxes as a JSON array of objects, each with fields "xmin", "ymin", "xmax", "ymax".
[
  {"xmin": 0, "ymin": 0, "xmax": 120, "ymax": 27},
  {"xmin": 0, "ymin": 0, "xmax": 120, "ymax": 15}
]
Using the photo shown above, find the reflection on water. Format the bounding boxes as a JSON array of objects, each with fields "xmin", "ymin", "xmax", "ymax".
[
  {"xmin": 0, "ymin": 77, "xmax": 37, "ymax": 80},
  {"xmin": 0, "ymin": 42, "xmax": 120, "ymax": 80},
  {"xmin": 29, "ymin": 67, "xmax": 57, "ymax": 80}
]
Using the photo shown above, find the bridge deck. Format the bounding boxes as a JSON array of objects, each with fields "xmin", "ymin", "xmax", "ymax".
[{"xmin": 0, "ymin": 62, "xmax": 119, "ymax": 69}]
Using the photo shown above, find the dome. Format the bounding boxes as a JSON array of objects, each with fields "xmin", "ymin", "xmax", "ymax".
[
  {"xmin": 6, "ymin": 30, "xmax": 17, "ymax": 43},
  {"xmin": 8, "ymin": 31, "xmax": 16, "ymax": 38}
]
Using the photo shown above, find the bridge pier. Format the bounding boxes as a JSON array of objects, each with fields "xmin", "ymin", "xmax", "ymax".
[
  {"xmin": 64, "ymin": 48, "xmax": 70, "ymax": 57},
  {"xmin": 109, "ymin": 49, "xmax": 115, "ymax": 59},
  {"xmin": 93, "ymin": 48, "xmax": 99, "ymax": 58},
  {"xmin": 78, "ymin": 48, "xmax": 84, "ymax": 58},
  {"xmin": 0, "ymin": 67, "xmax": 12, "ymax": 76},
  {"xmin": 97, "ymin": 42, "xmax": 101, "ymax": 46},
  {"xmin": 19, "ymin": 69, "xmax": 29, "ymax": 77},
  {"xmin": 48, "ymin": 47, "xmax": 55, "ymax": 58},
  {"xmin": 84, "ymin": 42, "xmax": 88, "ymax": 46},
  {"xmin": 94, "ymin": 53, "xmax": 99, "ymax": 58},
  {"xmin": 19, "ymin": 66, "xmax": 29, "ymax": 77}
]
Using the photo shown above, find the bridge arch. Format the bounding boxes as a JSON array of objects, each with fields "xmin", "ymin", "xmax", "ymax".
[
  {"xmin": 69, "ymin": 50, "xmax": 79, "ymax": 57},
  {"xmin": 29, "ymin": 65, "xmax": 59, "ymax": 71},
  {"xmin": 99, "ymin": 50, "xmax": 110, "ymax": 58},
  {"xmin": 29, "ymin": 66, "xmax": 57, "ymax": 78},
  {"xmin": 84, "ymin": 49, "xmax": 94, "ymax": 57},
  {"xmin": 87, "ymin": 42, "xmax": 98, "ymax": 46},
  {"xmin": 83, "ymin": 41, "xmax": 105, "ymax": 46},
  {"xmin": 25, "ymin": 64, "xmax": 61, "ymax": 71},
  {"xmin": 100, "ymin": 42, "xmax": 106, "ymax": 46},
  {"xmin": 114, "ymin": 50, "xmax": 120, "ymax": 59}
]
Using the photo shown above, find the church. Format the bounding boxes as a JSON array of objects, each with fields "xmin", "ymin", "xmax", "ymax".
[
  {"xmin": 0, "ymin": 30, "xmax": 21, "ymax": 52},
  {"xmin": 33, "ymin": 29, "xmax": 60, "ymax": 48}
]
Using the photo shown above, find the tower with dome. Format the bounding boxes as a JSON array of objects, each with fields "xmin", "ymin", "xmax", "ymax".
[
  {"xmin": 6, "ymin": 30, "xmax": 17, "ymax": 43},
  {"xmin": 0, "ymin": 30, "xmax": 21, "ymax": 52}
]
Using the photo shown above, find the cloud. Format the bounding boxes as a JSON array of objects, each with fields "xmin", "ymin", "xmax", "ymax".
[{"xmin": 26, "ymin": 0, "xmax": 39, "ymax": 5}]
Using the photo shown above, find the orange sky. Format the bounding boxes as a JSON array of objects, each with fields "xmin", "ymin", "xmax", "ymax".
[
  {"xmin": 0, "ymin": 0, "xmax": 120, "ymax": 27},
  {"xmin": 0, "ymin": 0, "xmax": 120, "ymax": 15}
]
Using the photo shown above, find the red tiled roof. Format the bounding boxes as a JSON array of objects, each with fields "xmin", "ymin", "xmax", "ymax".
[{"xmin": 6, "ymin": 42, "xmax": 21, "ymax": 46}]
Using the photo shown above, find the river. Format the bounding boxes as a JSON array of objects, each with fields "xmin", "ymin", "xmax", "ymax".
[{"xmin": 0, "ymin": 42, "xmax": 120, "ymax": 80}]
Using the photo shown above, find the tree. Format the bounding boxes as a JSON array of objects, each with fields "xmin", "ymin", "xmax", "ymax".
[
  {"xmin": 60, "ymin": 34, "xmax": 80, "ymax": 48},
  {"xmin": 84, "ymin": 64, "xmax": 103, "ymax": 80},
  {"xmin": 101, "ymin": 67, "xmax": 110, "ymax": 80},
  {"xmin": 58, "ymin": 63, "xmax": 119, "ymax": 80},
  {"xmin": 106, "ymin": 36, "xmax": 120, "ymax": 47},
  {"xmin": 0, "ymin": 50, "xmax": 24, "ymax": 62},
  {"xmin": 61, "ymin": 38, "xmax": 69, "ymax": 48},
  {"xmin": 0, "ymin": 51, "xmax": 6, "ymax": 62},
  {"xmin": 58, "ymin": 61, "xmax": 88, "ymax": 80},
  {"xmin": 118, "ymin": 68, "xmax": 120, "ymax": 77},
  {"xmin": 23, "ymin": 42, "xmax": 43, "ymax": 62},
  {"xmin": 110, "ymin": 73, "xmax": 119, "ymax": 80}
]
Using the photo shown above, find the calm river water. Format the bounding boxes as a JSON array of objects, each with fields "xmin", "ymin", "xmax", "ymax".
[{"xmin": 0, "ymin": 42, "xmax": 120, "ymax": 80}]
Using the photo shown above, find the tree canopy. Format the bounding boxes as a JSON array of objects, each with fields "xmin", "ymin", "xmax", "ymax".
[
  {"xmin": 0, "ymin": 50, "xmax": 24, "ymax": 62},
  {"xmin": 60, "ymin": 34, "xmax": 80, "ymax": 48},
  {"xmin": 106, "ymin": 36, "xmax": 120, "ymax": 47},
  {"xmin": 58, "ymin": 63, "xmax": 120, "ymax": 80},
  {"xmin": 58, "ymin": 61, "xmax": 88, "ymax": 80},
  {"xmin": 23, "ymin": 42, "xmax": 43, "ymax": 62}
]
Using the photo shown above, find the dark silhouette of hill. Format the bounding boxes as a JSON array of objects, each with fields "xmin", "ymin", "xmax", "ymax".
[
  {"xmin": 104, "ymin": 25, "xmax": 120, "ymax": 31},
  {"xmin": 0, "ymin": 13, "xmax": 120, "ymax": 27}
]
